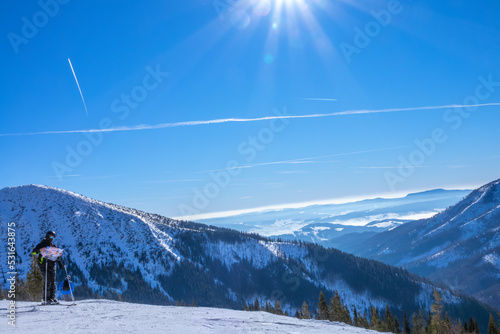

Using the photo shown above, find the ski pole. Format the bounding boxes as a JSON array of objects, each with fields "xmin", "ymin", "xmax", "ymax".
[
  {"xmin": 45, "ymin": 261, "xmax": 48, "ymax": 304},
  {"xmin": 64, "ymin": 265, "xmax": 76, "ymax": 304}
]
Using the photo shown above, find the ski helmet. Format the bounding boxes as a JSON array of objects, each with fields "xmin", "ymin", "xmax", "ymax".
[{"xmin": 45, "ymin": 231, "xmax": 56, "ymax": 239}]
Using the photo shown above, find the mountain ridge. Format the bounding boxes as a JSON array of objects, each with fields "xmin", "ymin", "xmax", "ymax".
[
  {"xmin": 0, "ymin": 184, "xmax": 495, "ymax": 326},
  {"xmin": 347, "ymin": 178, "xmax": 500, "ymax": 309}
]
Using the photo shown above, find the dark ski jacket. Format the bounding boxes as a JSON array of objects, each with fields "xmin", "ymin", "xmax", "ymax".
[{"xmin": 32, "ymin": 238, "xmax": 64, "ymax": 267}]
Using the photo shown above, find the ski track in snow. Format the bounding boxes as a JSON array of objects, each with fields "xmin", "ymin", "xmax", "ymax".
[{"xmin": 0, "ymin": 300, "xmax": 389, "ymax": 334}]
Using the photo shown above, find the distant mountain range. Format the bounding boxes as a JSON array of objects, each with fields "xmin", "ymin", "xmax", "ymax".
[
  {"xmin": 0, "ymin": 185, "xmax": 493, "ymax": 326},
  {"xmin": 343, "ymin": 179, "xmax": 500, "ymax": 310},
  {"xmin": 198, "ymin": 189, "xmax": 471, "ymax": 248}
]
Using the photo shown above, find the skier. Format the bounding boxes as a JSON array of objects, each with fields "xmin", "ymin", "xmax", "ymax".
[{"xmin": 32, "ymin": 231, "xmax": 65, "ymax": 304}]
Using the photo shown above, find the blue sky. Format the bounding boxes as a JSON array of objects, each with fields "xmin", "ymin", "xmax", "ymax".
[{"xmin": 1, "ymin": 0, "xmax": 500, "ymax": 219}]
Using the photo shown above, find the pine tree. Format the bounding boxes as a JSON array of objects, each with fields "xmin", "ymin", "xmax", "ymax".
[
  {"xmin": 467, "ymin": 318, "xmax": 476, "ymax": 333},
  {"xmin": 370, "ymin": 306, "xmax": 382, "ymax": 331},
  {"xmin": 301, "ymin": 301, "xmax": 311, "ymax": 319},
  {"xmin": 429, "ymin": 289, "xmax": 444, "ymax": 334},
  {"xmin": 191, "ymin": 299, "xmax": 196, "ymax": 307},
  {"xmin": 394, "ymin": 316, "xmax": 401, "ymax": 334},
  {"xmin": 254, "ymin": 298, "xmax": 260, "ymax": 311},
  {"xmin": 488, "ymin": 314, "xmax": 498, "ymax": 334},
  {"xmin": 455, "ymin": 319, "xmax": 465, "ymax": 334},
  {"xmin": 353, "ymin": 305, "xmax": 359, "ymax": 327},
  {"xmin": 383, "ymin": 304, "xmax": 396, "ymax": 333},
  {"xmin": 357, "ymin": 312, "xmax": 370, "ymax": 329},
  {"xmin": 25, "ymin": 256, "xmax": 43, "ymax": 301},
  {"xmin": 15, "ymin": 274, "xmax": 29, "ymax": 301},
  {"xmin": 294, "ymin": 309, "xmax": 301, "ymax": 319},
  {"xmin": 342, "ymin": 304, "xmax": 352, "ymax": 325},
  {"xmin": 274, "ymin": 300, "xmax": 283, "ymax": 316},
  {"xmin": 427, "ymin": 310, "xmax": 432, "ymax": 333},
  {"xmin": 403, "ymin": 311, "xmax": 411, "ymax": 334},
  {"xmin": 328, "ymin": 290, "xmax": 344, "ymax": 322},
  {"xmin": 444, "ymin": 312, "xmax": 451, "ymax": 333},
  {"xmin": 469, "ymin": 317, "xmax": 475, "ymax": 333},
  {"xmin": 468, "ymin": 318, "xmax": 479, "ymax": 334},
  {"xmin": 412, "ymin": 310, "xmax": 426, "ymax": 334},
  {"xmin": 317, "ymin": 292, "xmax": 329, "ymax": 320},
  {"xmin": 474, "ymin": 318, "xmax": 480, "ymax": 334}
]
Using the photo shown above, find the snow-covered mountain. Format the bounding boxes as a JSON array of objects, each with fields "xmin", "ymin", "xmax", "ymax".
[
  {"xmin": 0, "ymin": 299, "xmax": 390, "ymax": 334},
  {"xmin": 0, "ymin": 185, "xmax": 492, "ymax": 323},
  {"xmin": 349, "ymin": 179, "xmax": 500, "ymax": 309},
  {"xmin": 197, "ymin": 189, "xmax": 471, "ymax": 249}
]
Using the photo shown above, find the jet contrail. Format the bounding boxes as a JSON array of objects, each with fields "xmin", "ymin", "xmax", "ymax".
[
  {"xmin": 302, "ymin": 98, "xmax": 338, "ymax": 101},
  {"xmin": 68, "ymin": 58, "xmax": 88, "ymax": 118},
  {"xmin": 1, "ymin": 102, "xmax": 500, "ymax": 137},
  {"xmin": 200, "ymin": 145, "xmax": 412, "ymax": 173}
]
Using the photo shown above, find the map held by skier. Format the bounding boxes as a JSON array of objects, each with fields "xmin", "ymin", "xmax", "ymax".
[{"xmin": 40, "ymin": 247, "xmax": 63, "ymax": 261}]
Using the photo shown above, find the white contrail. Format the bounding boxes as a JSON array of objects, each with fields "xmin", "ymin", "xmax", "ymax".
[
  {"xmin": 200, "ymin": 145, "xmax": 411, "ymax": 173},
  {"xmin": 1, "ymin": 102, "xmax": 500, "ymax": 137},
  {"xmin": 68, "ymin": 58, "xmax": 89, "ymax": 118},
  {"xmin": 301, "ymin": 98, "xmax": 338, "ymax": 101}
]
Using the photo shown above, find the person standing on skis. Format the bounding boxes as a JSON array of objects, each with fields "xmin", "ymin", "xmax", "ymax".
[{"xmin": 32, "ymin": 231, "xmax": 64, "ymax": 304}]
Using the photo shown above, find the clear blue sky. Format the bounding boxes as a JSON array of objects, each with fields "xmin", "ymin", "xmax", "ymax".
[{"xmin": 1, "ymin": 0, "xmax": 500, "ymax": 219}]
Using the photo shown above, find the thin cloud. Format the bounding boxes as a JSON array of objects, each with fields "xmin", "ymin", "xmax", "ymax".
[
  {"xmin": 446, "ymin": 165, "xmax": 472, "ymax": 169},
  {"xmin": 1, "ymin": 102, "xmax": 499, "ymax": 137},
  {"xmin": 276, "ymin": 171, "xmax": 307, "ymax": 174},
  {"xmin": 351, "ymin": 166, "xmax": 427, "ymax": 169},
  {"xmin": 163, "ymin": 195, "xmax": 194, "ymax": 200},
  {"xmin": 77, "ymin": 175, "xmax": 120, "ymax": 180},
  {"xmin": 142, "ymin": 179, "xmax": 207, "ymax": 184},
  {"xmin": 200, "ymin": 145, "xmax": 410, "ymax": 173},
  {"xmin": 46, "ymin": 174, "xmax": 120, "ymax": 180},
  {"xmin": 289, "ymin": 145, "xmax": 412, "ymax": 162},
  {"xmin": 301, "ymin": 98, "xmax": 338, "ymax": 101},
  {"xmin": 200, "ymin": 160, "xmax": 315, "ymax": 173}
]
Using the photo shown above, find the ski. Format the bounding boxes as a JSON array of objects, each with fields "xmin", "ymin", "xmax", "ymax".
[{"xmin": 39, "ymin": 302, "xmax": 77, "ymax": 306}]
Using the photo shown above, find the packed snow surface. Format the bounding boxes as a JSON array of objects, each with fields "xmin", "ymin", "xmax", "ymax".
[{"xmin": 0, "ymin": 299, "xmax": 389, "ymax": 334}]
